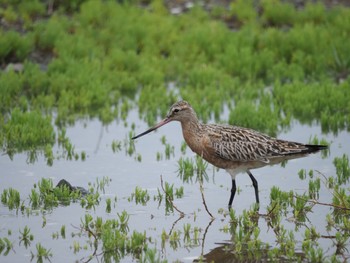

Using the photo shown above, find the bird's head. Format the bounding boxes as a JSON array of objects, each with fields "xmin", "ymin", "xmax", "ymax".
[{"xmin": 132, "ymin": 100, "xmax": 196, "ymax": 140}]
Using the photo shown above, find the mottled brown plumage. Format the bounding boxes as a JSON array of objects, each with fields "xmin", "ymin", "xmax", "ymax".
[{"xmin": 132, "ymin": 101, "xmax": 328, "ymax": 208}]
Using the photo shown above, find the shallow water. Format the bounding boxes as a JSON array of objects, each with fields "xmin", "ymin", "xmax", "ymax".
[{"xmin": 1, "ymin": 109, "xmax": 349, "ymax": 262}]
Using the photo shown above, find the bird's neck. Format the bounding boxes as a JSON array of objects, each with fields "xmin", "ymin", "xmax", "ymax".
[
  {"xmin": 180, "ymin": 117, "xmax": 203, "ymax": 142},
  {"xmin": 180, "ymin": 116, "xmax": 201, "ymax": 133},
  {"xmin": 180, "ymin": 117, "xmax": 206, "ymax": 158}
]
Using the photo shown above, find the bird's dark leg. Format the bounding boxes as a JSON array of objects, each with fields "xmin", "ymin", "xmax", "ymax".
[
  {"xmin": 247, "ymin": 170, "xmax": 260, "ymax": 204},
  {"xmin": 228, "ymin": 179, "xmax": 236, "ymax": 209}
]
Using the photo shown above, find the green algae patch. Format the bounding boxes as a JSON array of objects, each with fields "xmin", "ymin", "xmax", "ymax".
[{"xmin": 0, "ymin": 108, "xmax": 55, "ymax": 162}]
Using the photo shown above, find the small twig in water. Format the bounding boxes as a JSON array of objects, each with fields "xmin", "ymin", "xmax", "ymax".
[
  {"xmin": 199, "ymin": 179, "xmax": 214, "ymax": 219},
  {"xmin": 293, "ymin": 195, "xmax": 350, "ymax": 211},
  {"xmin": 200, "ymin": 217, "xmax": 215, "ymax": 256},
  {"xmin": 258, "ymin": 201, "xmax": 278, "ymax": 217},
  {"xmin": 71, "ymin": 224, "xmax": 99, "ymax": 263},
  {"xmin": 168, "ymin": 215, "xmax": 184, "ymax": 236},
  {"xmin": 160, "ymin": 175, "xmax": 185, "ymax": 216}
]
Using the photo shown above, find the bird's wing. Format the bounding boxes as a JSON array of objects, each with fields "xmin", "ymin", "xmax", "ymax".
[{"xmin": 206, "ymin": 124, "xmax": 306, "ymax": 163}]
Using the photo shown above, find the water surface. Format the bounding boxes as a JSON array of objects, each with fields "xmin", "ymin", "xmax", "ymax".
[{"xmin": 1, "ymin": 110, "xmax": 349, "ymax": 262}]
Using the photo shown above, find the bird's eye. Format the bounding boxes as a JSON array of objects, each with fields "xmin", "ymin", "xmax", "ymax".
[{"xmin": 173, "ymin": 109, "xmax": 180, "ymax": 113}]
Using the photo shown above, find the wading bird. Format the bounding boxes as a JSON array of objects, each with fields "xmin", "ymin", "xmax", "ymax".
[{"xmin": 132, "ymin": 101, "xmax": 328, "ymax": 209}]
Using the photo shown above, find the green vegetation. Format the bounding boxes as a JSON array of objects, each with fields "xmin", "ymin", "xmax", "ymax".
[
  {"xmin": 19, "ymin": 226, "xmax": 34, "ymax": 248},
  {"xmin": 0, "ymin": 237, "xmax": 12, "ymax": 256},
  {"xmin": 31, "ymin": 243, "xmax": 52, "ymax": 263},
  {"xmin": 129, "ymin": 186, "xmax": 150, "ymax": 205},
  {"xmin": 77, "ymin": 213, "xmax": 158, "ymax": 262},
  {"xmin": 1, "ymin": 177, "xmax": 111, "ymax": 213},
  {"xmin": 1, "ymin": 156, "xmax": 350, "ymax": 261},
  {"xmin": 1, "ymin": 188, "xmax": 21, "ymax": 210},
  {"xmin": 220, "ymin": 173, "xmax": 350, "ymax": 262},
  {"xmin": 1, "ymin": 108, "xmax": 55, "ymax": 164},
  {"xmin": 177, "ymin": 155, "xmax": 208, "ymax": 183},
  {"xmin": 333, "ymin": 154, "xmax": 350, "ymax": 185},
  {"xmin": 1, "ymin": 0, "xmax": 350, "ymax": 164},
  {"xmin": 1, "ymin": 0, "xmax": 350, "ymax": 262}
]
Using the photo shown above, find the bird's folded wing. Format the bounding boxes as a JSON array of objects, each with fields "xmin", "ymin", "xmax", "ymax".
[
  {"xmin": 207, "ymin": 125, "xmax": 305, "ymax": 163},
  {"xmin": 212, "ymin": 141, "xmax": 277, "ymax": 163}
]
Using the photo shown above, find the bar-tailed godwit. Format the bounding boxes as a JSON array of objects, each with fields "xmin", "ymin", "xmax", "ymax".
[{"xmin": 132, "ymin": 101, "xmax": 328, "ymax": 208}]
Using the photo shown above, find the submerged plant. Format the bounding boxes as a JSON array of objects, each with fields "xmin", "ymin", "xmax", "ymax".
[
  {"xmin": 1, "ymin": 177, "xmax": 108, "ymax": 217},
  {"xmin": 31, "ymin": 243, "xmax": 52, "ymax": 263},
  {"xmin": 105, "ymin": 198, "xmax": 112, "ymax": 213},
  {"xmin": 177, "ymin": 157, "xmax": 195, "ymax": 183},
  {"xmin": 1, "ymin": 188, "xmax": 21, "ymax": 210},
  {"xmin": 129, "ymin": 186, "xmax": 150, "ymax": 205},
  {"xmin": 60, "ymin": 225, "xmax": 66, "ymax": 239},
  {"xmin": 333, "ymin": 154, "xmax": 350, "ymax": 185},
  {"xmin": 177, "ymin": 156, "xmax": 208, "ymax": 183},
  {"xmin": 164, "ymin": 182, "xmax": 174, "ymax": 214},
  {"xmin": 0, "ymin": 237, "xmax": 13, "ymax": 256},
  {"xmin": 308, "ymin": 177, "xmax": 321, "ymax": 199},
  {"xmin": 139, "ymin": 247, "xmax": 166, "ymax": 263},
  {"xmin": 111, "ymin": 140, "xmax": 122, "ymax": 153},
  {"xmin": 175, "ymin": 186, "xmax": 184, "ymax": 199},
  {"xmin": 118, "ymin": 210, "xmax": 130, "ymax": 234},
  {"xmin": 160, "ymin": 136, "xmax": 175, "ymax": 159},
  {"xmin": 77, "ymin": 212, "xmax": 149, "ymax": 262},
  {"xmin": 19, "ymin": 226, "xmax": 33, "ymax": 248}
]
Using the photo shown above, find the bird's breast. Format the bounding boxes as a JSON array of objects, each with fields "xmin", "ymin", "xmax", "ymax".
[{"xmin": 182, "ymin": 129, "xmax": 225, "ymax": 167}]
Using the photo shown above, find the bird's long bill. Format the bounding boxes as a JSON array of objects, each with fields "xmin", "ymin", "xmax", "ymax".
[{"xmin": 132, "ymin": 118, "xmax": 171, "ymax": 140}]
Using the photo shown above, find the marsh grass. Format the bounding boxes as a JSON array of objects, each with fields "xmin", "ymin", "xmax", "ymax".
[
  {"xmin": 1, "ymin": 0, "xmax": 350, "ymax": 164},
  {"xmin": 177, "ymin": 156, "xmax": 208, "ymax": 183},
  {"xmin": 1, "ymin": 0, "xmax": 350, "ymax": 262},
  {"xmin": 1, "ymin": 188, "xmax": 21, "ymax": 211},
  {"xmin": 77, "ymin": 212, "xmax": 151, "ymax": 262},
  {"xmin": 19, "ymin": 226, "xmax": 33, "ymax": 249},
  {"xmin": 1, "ymin": 177, "xmax": 111, "ymax": 215},
  {"xmin": 31, "ymin": 243, "xmax": 52, "ymax": 263},
  {"xmin": 0, "ymin": 237, "xmax": 13, "ymax": 256},
  {"xmin": 129, "ymin": 186, "xmax": 150, "ymax": 206},
  {"xmin": 1, "ymin": 157, "xmax": 350, "ymax": 262}
]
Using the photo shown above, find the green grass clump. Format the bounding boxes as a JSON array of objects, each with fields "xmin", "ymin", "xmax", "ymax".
[
  {"xmin": 274, "ymin": 80, "xmax": 350, "ymax": 133},
  {"xmin": 1, "ymin": 177, "xmax": 109, "ymax": 213},
  {"xmin": 129, "ymin": 186, "xmax": 150, "ymax": 206},
  {"xmin": 31, "ymin": 243, "xmax": 52, "ymax": 263},
  {"xmin": 35, "ymin": 178, "xmax": 82, "ymax": 209},
  {"xmin": 1, "ymin": 188, "xmax": 21, "ymax": 210},
  {"xmin": 0, "ymin": 30, "xmax": 34, "ymax": 62},
  {"xmin": 33, "ymin": 15, "xmax": 70, "ymax": 52},
  {"xmin": 79, "ymin": 212, "xmax": 151, "ymax": 262},
  {"xmin": 228, "ymin": 95, "xmax": 280, "ymax": 136},
  {"xmin": 177, "ymin": 156, "xmax": 208, "ymax": 183},
  {"xmin": 0, "ymin": 237, "xmax": 13, "ymax": 256},
  {"xmin": 261, "ymin": 0, "xmax": 297, "ymax": 26},
  {"xmin": 333, "ymin": 154, "xmax": 350, "ymax": 185},
  {"xmin": 0, "ymin": 108, "xmax": 55, "ymax": 161},
  {"xmin": 230, "ymin": 0, "xmax": 257, "ymax": 25}
]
